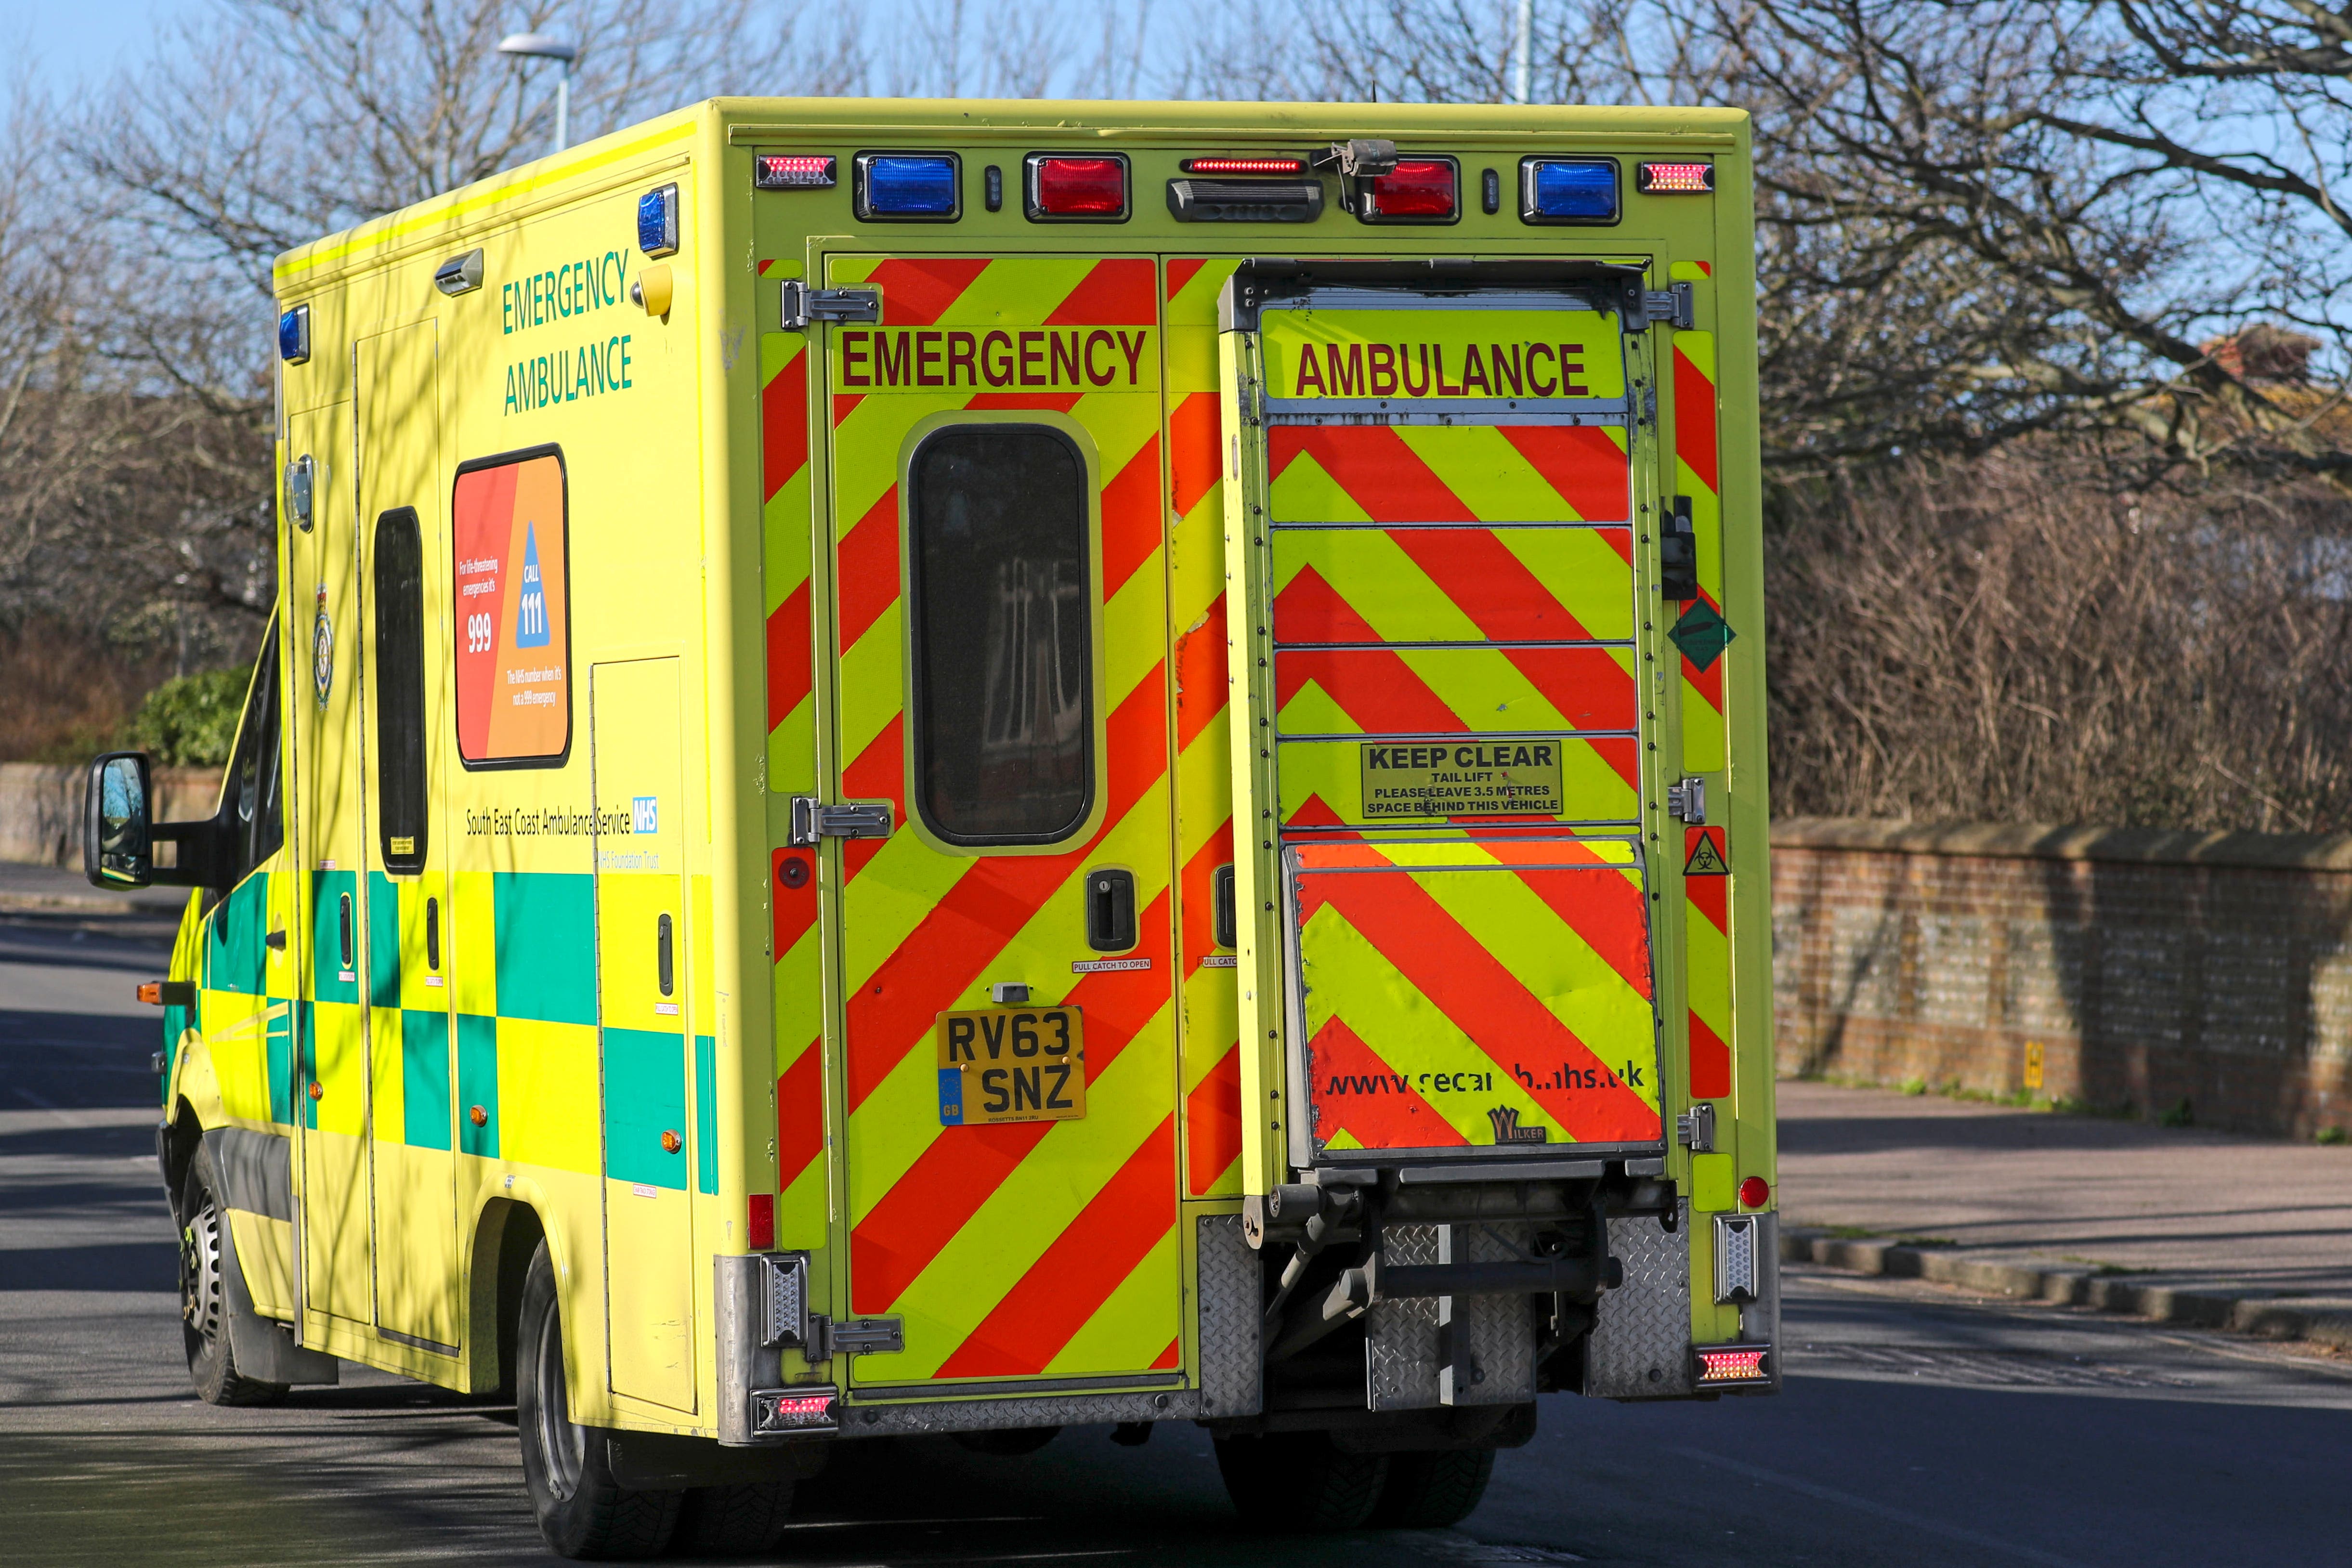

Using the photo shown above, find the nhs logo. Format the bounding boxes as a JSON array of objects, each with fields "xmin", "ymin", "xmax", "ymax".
[{"xmin": 631, "ymin": 796, "xmax": 658, "ymax": 834}]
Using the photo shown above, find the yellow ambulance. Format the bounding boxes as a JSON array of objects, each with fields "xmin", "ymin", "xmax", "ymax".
[{"xmin": 86, "ymin": 95, "xmax": 1776, "ymax": 1557}]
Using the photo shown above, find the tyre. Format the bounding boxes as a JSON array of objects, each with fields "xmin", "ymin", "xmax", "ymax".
[
  {"xmin": 179, "ymin": 1142, "xmax": 286, "ymax": 1407},
  {"xmin": 1371, "ymin": 1448, "xmax": 1495, "ymax": 1529},
  {"xmin": 673, "ymin": 1480, "xmax": 794, "ymax": 1556},
  {"xmin": 1214, "ymin": 1431, "xmax": 1390, "ymax": 1532},
  {"xmin": 515, "ymin": 1241, "xmax": 680, "ymax": 1559}
]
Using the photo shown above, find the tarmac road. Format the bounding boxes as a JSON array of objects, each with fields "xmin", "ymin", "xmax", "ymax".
[{"xmin": 3, "ymin": 908, "xmax": 2345, "ymax": 1568}]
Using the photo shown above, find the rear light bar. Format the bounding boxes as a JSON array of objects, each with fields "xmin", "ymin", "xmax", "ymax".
[
  {"xmin": 1522, "ymin": 157, "xmax": 1619, "ymax": 224},
  {"xmin": 1357, "ymin": 157, "xmax": 1458, "ymax": 222},
  {"xmin": 1025, "ymin": 153, "xmax": 1129, "ymax": 220},
  {"xmin": 754, "ymin": 154, "xmax": 836, "ymax": 191},
  {"xmin": 855, "ymin": 152, "xmax": 959, "ymax": 220},
  {"xmin": 749, "ymin": 1388, "xmax": 837, "ymax": 1435},
  {"xmin": 1182, "ymin": 156, "xmax": 1307, "ymax": 175},
  {"xmin": 1694, "ymin": 1345, "xmax": 1773, "ymax": 1388},
  {"xmin": 1638, "ymin": 161, "xmax": 1715, "ymax": 194}
]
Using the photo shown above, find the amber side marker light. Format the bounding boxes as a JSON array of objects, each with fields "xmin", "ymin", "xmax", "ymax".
[{"xmin": 1637, "ymin": 160, "xmax": 1715, "ymax": 193}]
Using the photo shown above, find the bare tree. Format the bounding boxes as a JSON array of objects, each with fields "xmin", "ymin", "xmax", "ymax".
[{"xmin": 79, "ymin": 0, "xmax": 859, "ymax": 294}]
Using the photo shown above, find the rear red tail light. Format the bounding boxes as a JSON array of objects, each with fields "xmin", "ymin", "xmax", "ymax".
[
  {"xmin": 1638, "ymin": 161, "xmax": 1714, "ymax": 194},
  {"xmin": 747, "ymin": 1193, "xmax": 775, "ymax": 1251},
  {"xmin": 1360, "ymin": 159, "xmax": 1457, "ymax": 221},
  {"xmin": 1027, "ymin": 155, "xmax": 1128, "ymax": 219},
  {"xmin": 1738, "ymin": 1176, "xmax": 1770, "ymax": 1209},
  {"xmin": 1695, "ymin": 1345, "xmax": 1772, "ymax": 1386},
  {"xmin": 754, "ymin": 154, "xmax": 836, "ymax": 191}
]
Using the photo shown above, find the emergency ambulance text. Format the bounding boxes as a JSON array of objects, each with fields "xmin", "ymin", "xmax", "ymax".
[
  {"xmin": 502, "ymin": 252, "xmax": 633, "ymax": 336},
  {"xmin": 836, "ymin": 328, "xmax": 1151, "ymax": 390},
  {"xmin": 1289, "ymin": 341, "xmax": 1591, "ymax": 399}
]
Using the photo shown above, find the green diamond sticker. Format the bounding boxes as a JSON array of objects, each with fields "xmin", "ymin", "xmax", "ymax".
[{"xmin": 1668, "ymin": 600, "xmax": 1735, "ymax": 672}]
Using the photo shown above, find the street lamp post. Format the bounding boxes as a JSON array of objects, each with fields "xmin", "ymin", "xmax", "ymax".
[{"xmin": 498, "ymin": 33, "xmax": 578, "ymax": 156}]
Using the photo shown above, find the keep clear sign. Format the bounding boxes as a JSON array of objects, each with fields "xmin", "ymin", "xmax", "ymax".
[{"xmin": 1359, "ymin": 741, "xmax": 1564, "ymax": 818}]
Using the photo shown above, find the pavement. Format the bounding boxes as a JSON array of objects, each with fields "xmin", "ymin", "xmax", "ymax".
[
  {"xmin": 1776, "ymin": 1078, "xmax": 2352, "ymax": 1348},
  {"xmin": 0, "ymin": 861, "xmax": 188, "ymax": 943}
]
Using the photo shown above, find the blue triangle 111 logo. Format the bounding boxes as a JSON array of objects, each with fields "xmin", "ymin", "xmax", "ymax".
[{"xmin": 515, "ymin": 523, "xmax": 550, "ymax": 648}]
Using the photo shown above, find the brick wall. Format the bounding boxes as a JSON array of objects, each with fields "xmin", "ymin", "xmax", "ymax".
[{"xmin": 1771, "ymin": 819, "xmax": 2352, "ymax": 1139}]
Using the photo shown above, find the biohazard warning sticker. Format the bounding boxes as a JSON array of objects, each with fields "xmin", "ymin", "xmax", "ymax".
[
  {"xmin": 1684, "ymin": 825, "xmax": 1730, "ymax": 876},
  {"xmin": 1359, "ymin": 741, "xmax": 1563, "ymax": 819}
]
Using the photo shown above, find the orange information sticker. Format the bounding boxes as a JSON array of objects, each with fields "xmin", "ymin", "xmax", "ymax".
[{"xmin": 453, "ymin": 451, "xmax": 570, "ymax": 765}]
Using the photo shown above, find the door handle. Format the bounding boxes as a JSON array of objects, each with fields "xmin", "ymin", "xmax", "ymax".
[
  {"xmin": 1085, "ymin": 870, "xmax": 1137, "ymax": 952},
  {"xmin": 266, "ymin": 928, "xmax": 287, "ymax": 951},
  {"xmin": 657, "ymin": 913, "xmax": 674, "ymax": 996}
]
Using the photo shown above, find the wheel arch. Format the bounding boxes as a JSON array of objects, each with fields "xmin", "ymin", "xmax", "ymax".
[{"xmin": 467, "ymin": 1190, "xmax": 552, "ymax": 1397}]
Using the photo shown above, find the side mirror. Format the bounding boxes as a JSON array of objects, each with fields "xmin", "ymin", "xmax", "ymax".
[{"xmin": 85, "ymin": 752, "xmax": 153, "ymax": 889}]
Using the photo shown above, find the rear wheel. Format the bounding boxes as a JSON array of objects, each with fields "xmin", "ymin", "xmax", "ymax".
[
  {"xmin": 1371, "ymin": 1448, "xmax": 1496, "ymax": 1528},
  {"xmin": 1214, "ymin": 1431, "xmax": 1390, "ymax": 1531},
  {"xmin": 515, "ymin": 1241, "xmax": 679, "ymax": 1559},
  {"xmin": 179, "ymin": 1143, "xmax": 285, "ymax": 1407}
]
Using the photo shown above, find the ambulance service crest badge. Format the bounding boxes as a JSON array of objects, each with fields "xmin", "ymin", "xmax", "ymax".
[{"xmin": 313, "ymin": 585, "xmax": 334, "ymax": 709}]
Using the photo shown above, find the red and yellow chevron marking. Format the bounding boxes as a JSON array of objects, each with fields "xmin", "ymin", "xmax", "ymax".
[
  {"xmin": 1290, "ymin": 838, "xmax": 1660, "ymax": 1151},
  {"xmin": 1673, "ymin": 328, "xmax": 1725, "ymax": 772},
  {"xmin": 760, "ymin": 331, "xmax": 828, "ymax": 1251},
  {"xmin": 1268, "ymin": 424, "xmax": 1629, "ymax": 524},
  {"xmin": 1168, "ymin": 258, "xmax": 1245, "ymax": 1197},
  {"xmin": 803, "ymin": 255, "xmax": 1179, "ymax": 1383},
  {"xmin": 1684, "ymin": 827, "xmax": 1732, "ymax": 1101},
  {"xmin": 1272, "ymin": 525, "xmax": 1634, "ymax": 644}
]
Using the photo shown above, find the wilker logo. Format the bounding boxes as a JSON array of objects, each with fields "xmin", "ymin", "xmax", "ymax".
[{"xmin": 1488, "ymin": 1106, "xmax": 1550, "ymax": 1144}]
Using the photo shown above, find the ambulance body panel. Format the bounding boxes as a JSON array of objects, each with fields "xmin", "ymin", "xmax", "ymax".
[{"xmin": 111, "ymin": 98, "xmax": 1774, "ymax": 1526}]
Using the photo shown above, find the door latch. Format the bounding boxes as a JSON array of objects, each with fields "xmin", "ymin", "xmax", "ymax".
[
  {"xmin": 779, "ymin": 282, "xmax": 880, "ymax": 330},
  {"xmin": 788, "ymin": 796, "xmax": 892, "ymax": 847},
  {"xmin": 1642, "ymin": 283, "xmax": 1695, "ymax": 330},
  {"xmin": 1667, "ymin": 776, "xmax": 1707, "ymax": 825}
]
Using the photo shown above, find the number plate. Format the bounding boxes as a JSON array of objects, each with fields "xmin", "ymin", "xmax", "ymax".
[{"xmin": 935, "ymin": 1006, "xmax": 1086, "ymax": 1125}]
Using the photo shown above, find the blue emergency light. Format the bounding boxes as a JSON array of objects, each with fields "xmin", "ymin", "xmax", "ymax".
[
  {"xmin": 638, "ymin": 183, "xmax": 679, "ymax": 258},
  {"xmin": 278, "ymin": 303, "xmax": 310, "ymax": 364},
  {"xmin": 856, "ymin": 153, "xmax": 959, "ymax": 220},
  {"xmin": 1522, "ymin": 158, "xmax": 1619, "ymax": 224}
]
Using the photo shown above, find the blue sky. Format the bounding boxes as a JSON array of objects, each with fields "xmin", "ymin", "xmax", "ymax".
[{"xmin": 10, "ymin": 0, "xmax": 179, "ymax": 98}]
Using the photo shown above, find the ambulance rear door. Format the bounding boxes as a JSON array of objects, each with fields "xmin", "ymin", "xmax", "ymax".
[
  {"xmin": 1220, "ymin": 267, "xmax": 1670, "ymax": 1177},
  {"xmin": 803, "ymin": 254, "xmax": 1184, "ymax": 1396}
]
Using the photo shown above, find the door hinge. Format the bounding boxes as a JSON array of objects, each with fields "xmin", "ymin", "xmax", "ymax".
[
  {"xmin": 817, "ymin": 1316, "xmax": 904, "ymax": 1358},
  {"xmin": 779, "ymin": 282, "xmax": 880, "ymax": 330},
  {"xmin": 1677, "ymin": 1103, "xmax": 1716, "ymax": 1152},
  {"xmin": 1667, "ymin": 776, "xmax": 1707, "ymax": 825},
  {"xmin": 1641, "ymin": 283, "xmax": 1694, "ymax": 331},
  {"xmin": 788, "ymin": 796, "xmax": 892, "ymax": 847}
]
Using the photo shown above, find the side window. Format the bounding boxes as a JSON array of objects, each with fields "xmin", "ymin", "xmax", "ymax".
[
  {"xmin": 213, "ymin": 622, "xmax": 284, "ymax": 902},
  {"xmin": 906, "ymin": 425, "xmax": 1093, "ymax": 846},
  {"xmin": 451, "ymin": 446, "xmax": 571, "ymax": 769},
  {"xmin": 373, "ymin": 506, "xmax": 427, "ymax": 874}
]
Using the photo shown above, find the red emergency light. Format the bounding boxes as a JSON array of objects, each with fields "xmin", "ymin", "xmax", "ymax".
[
  {"xmin": 1027, "ymin": 155, "xmax": 1129, "ymax": 220},
  {"xmin": 754, "ymin": 154, "xmax": 836, "ymax": 190},
  {"xmin": 1359, "ymin": 158, "xmax": 1457, "ymax": 221},
  {"xmin": 1637, "ymin": 161, "xmax": 1714, "ymax": 194},
  {"xmin": 1182, "ymin": 157, "xmax": 1307, "ymax": 176}
]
